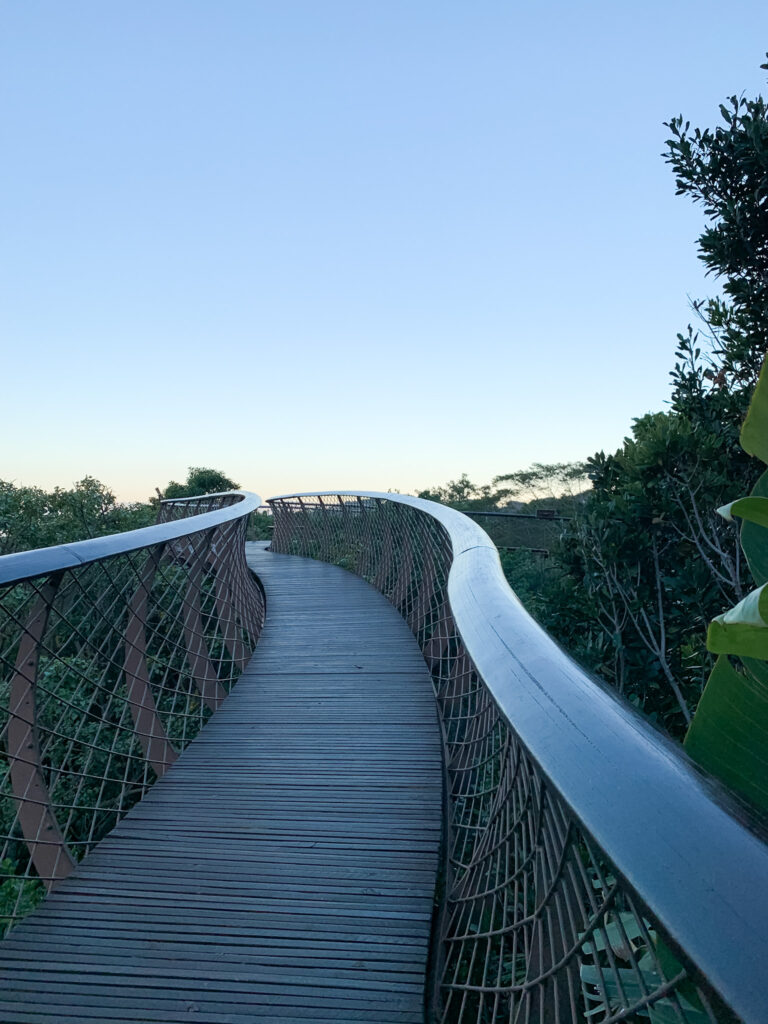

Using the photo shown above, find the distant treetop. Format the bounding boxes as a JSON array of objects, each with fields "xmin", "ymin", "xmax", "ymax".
[{"xmin": 158, "ymin": 467, "xmax": 240, "ymax": 501}]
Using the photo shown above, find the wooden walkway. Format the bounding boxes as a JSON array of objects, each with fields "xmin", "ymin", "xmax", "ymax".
[{"xmin": 0, "ymin": 543, "xmax": 443, "ymax": 1023}]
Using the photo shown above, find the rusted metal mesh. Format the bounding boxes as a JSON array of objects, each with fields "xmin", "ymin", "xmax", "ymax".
[
  {"xmin": 0, "ymin": 495, "xmax": 264, "ymax": 932},
  {"xmin": 269, "ymin": 495, "xmax": 725, "ymax": 1024}
]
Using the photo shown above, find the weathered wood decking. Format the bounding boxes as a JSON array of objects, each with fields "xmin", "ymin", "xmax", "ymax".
[{"xmin": 0, "ymin": 543, "xmax": 443, "ymax": 1022}]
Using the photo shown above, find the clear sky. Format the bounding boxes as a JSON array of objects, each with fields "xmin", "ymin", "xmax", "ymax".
[{"xmin": 2, "ymin": 1, "xmax": 767, "ymax": 503}]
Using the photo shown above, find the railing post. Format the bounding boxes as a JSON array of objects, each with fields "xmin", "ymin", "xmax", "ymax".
[
  {"xmin": 7, "ymin": 575, "xmax": 76, "ymax": 887},
  {"xmin": 372, "ymin": 498, "xmax": 394, "ymax": 591},
  {"xmin": 182, "ymin": 531, "xmax": 228, "ymax": 712},
  {"xmin": 388, "ymin": 504, "xmax": 414, "ymax": 611},
  {"xmin": 208, "ymin": 519, "xmax": 254, "ymax": 670},
  {"xmin": 124, "ymin": 546, "xmax": 178, "ymax": 777}
]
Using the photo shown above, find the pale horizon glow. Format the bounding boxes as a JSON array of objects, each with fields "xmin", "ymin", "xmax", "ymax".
[{"xmin": 2, "ymin": 2, "xmax": 768, "ymax": 505}]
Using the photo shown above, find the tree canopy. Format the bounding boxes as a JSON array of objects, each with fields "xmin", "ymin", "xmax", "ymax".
[
  {"xmin": 158, "ymin": 467, "xmax": 240, "ymax": 500},
  {"xmin": 423, "ymin": 58, "xmax": 768, "ymax": 740},
  {"xmin": 0, "ymin": 467, "xmax": 245, "ymax": 555},
  {"xmin": 665, "ymin": 64, "xmax": 768, "ymax": 388},
  {"xmin": 0, "ymin": 477, "xmax": 153, "ymax": 556}
]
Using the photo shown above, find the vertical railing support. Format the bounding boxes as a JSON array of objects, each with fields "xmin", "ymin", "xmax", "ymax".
[
  {"xmin": 7, "ymin": 576, "xmax": 76, "ymax": 888},
  {"xmin": 124, "ymin": 547, "xmax": 178, "ymax": 777},
  {"xmin": 182, "ymin": 533, "xmax": 228, "ymax": 712}
]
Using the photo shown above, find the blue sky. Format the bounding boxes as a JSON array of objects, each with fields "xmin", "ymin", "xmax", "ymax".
[{"xmin": 2, "ymin": 1, "xmax": 767, "ymax": 502}]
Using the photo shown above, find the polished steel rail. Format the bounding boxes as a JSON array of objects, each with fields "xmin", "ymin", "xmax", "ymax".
[
  {"xmin": 0, "ymin": 491, "xmax": 264, "ymax": 932},
  {"xmin": 268, "ymin": 490, "xmax": 768, "ymax": 1024}
]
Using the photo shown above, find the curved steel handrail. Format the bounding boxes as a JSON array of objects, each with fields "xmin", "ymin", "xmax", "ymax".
[
  {"xmin": 0, "ymin": 490, "xmax": 264, "ymax": 930},
  {"xmin": 268, "ymin": 490, "xmax": 768, "ymax": 1024},
  {"xmin": 0, "ymin": 490, "xmax": 260, "ymax": 585}
]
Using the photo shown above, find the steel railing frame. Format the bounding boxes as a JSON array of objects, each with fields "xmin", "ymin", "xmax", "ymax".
[
  {"xmin": 268, "ymin": 490, "xmax": 768, "ymax": 1024},
  {"xmin": 0, "ymin": 490, "xmax": 264, "ymax": 932}
]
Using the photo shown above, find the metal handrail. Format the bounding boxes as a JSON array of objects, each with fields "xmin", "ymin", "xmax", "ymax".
[
  {"xmin": 0, "ymin": 490, "xmax": 264, "ymax": 931},
  {"xmin": 268, "ymin": 490, "xmax": 768, "ymax": 1024},
  {"xmin": 0, "ymin": 490, "xmax": 260, "ymax": 585}
]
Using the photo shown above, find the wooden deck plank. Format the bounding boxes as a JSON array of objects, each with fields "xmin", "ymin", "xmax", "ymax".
[{"xmin": 0, "ymin": 542, "xmax": 442, "ymax": 1021}]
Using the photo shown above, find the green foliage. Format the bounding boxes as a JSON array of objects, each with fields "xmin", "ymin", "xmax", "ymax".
[
  {"xmin": 0, "ymin": 467, "xmax": 246, "ymax": 556},
  {"xmin": 581, "ymin": 962, "xmax": 707, "ymax": 1023},
  {"xmin": 680, "ymin": 349, "xmax": 768, "ymax": 815},
  {"xmin": 423, "ymin": 399, "xmax": 753, "ymax": 738},
  {"xmin": 416, "ymin": 473, "xmax": 494, "ymax": 510},
  {"xmin": 418, "ymin": 464, "xmax": 589, "ymax": 559},
  {"xmin": 0, "ymin": 477, "xmax": 154, "ymax": 555},
  {"xmin": 492, "ymin": 461, "xmax": 590, "ymax": 511},
  {"xmin": 740, "ymin": 469, "xmax": 768, "ymax": 584},
  {"xmin": 0, "ymin": 860, "xmax": 44, "ymax": 936},
  {"xmin": 741, "ymin": 356, "xmax": 768, "ymax": 463},
  {"xmin": 417, "ymin": 464, "xmax": 590, "ymax": 514},
  {"xmin": 156, "ymin": 466, "xmax": 273, "ymax": 540},
  {"xmin": 707, "ymin": 587, "xmax": 768, "ymax": 658},
  {"xmin": 497, "ymin": 548, "xmax": 571, "ymax": 624},
  {"xmin": 684, "ymin": 654, "xmax": 768, "ymax": 812},
  {"xmin": 159, "ymin": 467, "xmax": 240, "ymax": 500},
  {"xmin": 246, "ymin": 510, "xmax": 274, "ymax": 541},
  {"xmin": 704, "ymin": 362, "xmax": 768, "ymax": 661},
  {"xmin": 578, "ymin": 903, "xmax": 708, "ymax": 1021},
  {"xmin": 557, "ymin": 406, "xmax": 752, "ymax": 732},
  {"xmin": 665, "ymin": 62, "xmax": 768, "ymax": 388},
  {"xmin": 483, "ymin": 57, "xmax": 768, "ymax": 741}
]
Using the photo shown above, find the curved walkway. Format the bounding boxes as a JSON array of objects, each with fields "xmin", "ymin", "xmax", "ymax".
[{"xmin": 0, "ymin": 543, "xmax": 443, "ymax": 1023}]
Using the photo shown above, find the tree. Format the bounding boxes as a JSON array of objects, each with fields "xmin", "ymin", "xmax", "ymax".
[
  {"xmin": 0, "ymin": 477, "xmax": 153, "ymax": 555},
  {"xmin": 155, "ymin": 466, "xmax": 275, "ymax": 540},
  {"xmin": 492, "ymin": 462, "xmax": 590, "ymax": 512},
  {"xmin": 555, "ymin": 412, "xmax": 750, "ymax": 731},
  {"xmin": 683, "ymin": 354, "xmax": 768, "ymax": 813},
  {"xmin": 0, "ymin": 468, "xmax": 250, "ymax": 555},
  {"xmin": 158, "ymin": 467, "xmax": 240, "ymax": 500},
  {"xmin": 665, "ymin": 61, "xmax": 768, "ymax": 390},
  {"xmin": 533, "ymin": 57, "xmax": 768, "ymax": 737},
  {"xmin": 416, "ymin": 474, "xmax": 494, "ymax": 511}
]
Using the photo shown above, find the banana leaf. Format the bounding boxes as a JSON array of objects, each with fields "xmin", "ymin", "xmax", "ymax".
[{"xmin": 684, "ymin": 654, "xmax": 768, "ymax": 812}]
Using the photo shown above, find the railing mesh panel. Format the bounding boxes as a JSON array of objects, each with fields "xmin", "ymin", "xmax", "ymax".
[
  {"xmin": 269, "ymin": 494, "xmax": 726, "ymax": 1024},
  {"xmin": 0, "ymin": 495, "xmax": 264, "ymax": 933}
]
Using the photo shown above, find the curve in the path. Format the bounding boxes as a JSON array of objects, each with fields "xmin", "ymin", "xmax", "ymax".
[{"xmin": 0, "ymin": 543, "xmax": 443, "ymax": 1023}]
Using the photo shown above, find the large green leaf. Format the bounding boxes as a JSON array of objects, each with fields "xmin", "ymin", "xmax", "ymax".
[
  {"xmin": 707, "ymin": 583, "xmax": 768, "ymax": 657},
  {"xmin": 685, "ymin": 654, "xmax": 768, "ymax": 813},
  {"xmin": 690, "ymin": 349, "xmax": 768, "ymax": 844},
  {"xmin": 740, "ymin": 469, "xmax": 768, "ymax": 585},
  {"xmin": 718, "ymin": 495, "xmax": 768, "ymax": 529},
  {"xmin": 580, "ymin": 965, "xmax": 708, "ymax": 1023},
  {"xmin": 647, "ymin": 996, "xmax": 710, "ymax": 1024},
  {"xmin": 740, "ymin": 354, "xmax": 768, "ymax": 464},
  {"xmin": 580, "ymin": 913, "xmax": 646, "ymax": 957}
]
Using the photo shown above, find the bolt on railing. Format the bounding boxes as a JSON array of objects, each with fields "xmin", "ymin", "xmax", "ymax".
[
  {"xmin": 268, "ymin": 491, "xmax": 768, "ymax": 1024},
  {"xmin": 0, "ymin": 491, "xmax": 263, "ymax": 932}
]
